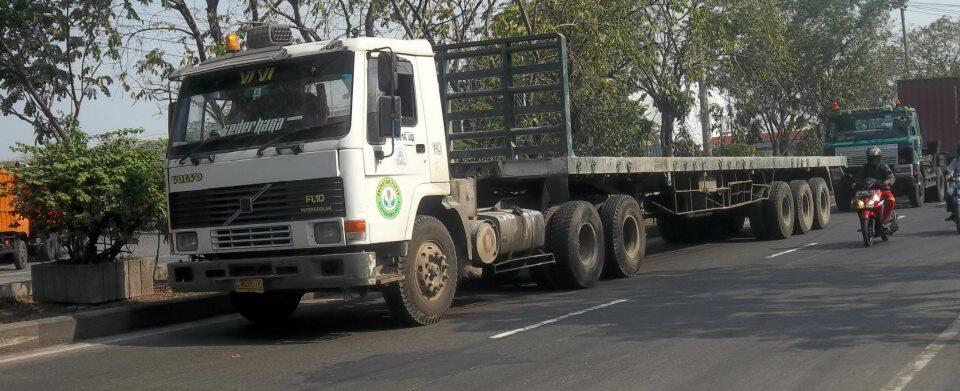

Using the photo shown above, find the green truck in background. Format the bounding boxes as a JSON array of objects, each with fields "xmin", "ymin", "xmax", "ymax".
[{"xmin": 825, "ymin": 104, "xmax": 947, "ymax": 210}]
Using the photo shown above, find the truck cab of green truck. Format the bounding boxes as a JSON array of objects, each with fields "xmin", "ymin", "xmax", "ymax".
[{"xmin": 825, "ymin": 105, "xmax": 945, "ymax": 209}]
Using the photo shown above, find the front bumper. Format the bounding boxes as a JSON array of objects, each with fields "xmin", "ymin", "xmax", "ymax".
[{"xmin": 168, "ymin": 251, "xmax": 382, "ymax": 293}]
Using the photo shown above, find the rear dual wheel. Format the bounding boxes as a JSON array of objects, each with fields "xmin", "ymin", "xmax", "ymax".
[
  {"xmin": 533, "ymin": 201, "xmax": 605, "ymax": 289},
  {"xmin": 751, "ymin": 181, "xmax": 795, "ymax": 240},
  {"xmin": 790, "ymin": 180, "xmax": 814, "ymax": 235},
  {"xmin": 599, "ymin": 195, "xmax": 645, "ymax": 279},
  {"xmin": 809, "ymin": 177, "xmax": 831, "ymax": 230}
]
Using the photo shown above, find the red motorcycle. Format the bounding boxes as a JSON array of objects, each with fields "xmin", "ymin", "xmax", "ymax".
[{"xmin": 852, "ymin": 179, "xmax": 896, "ymax": 247}]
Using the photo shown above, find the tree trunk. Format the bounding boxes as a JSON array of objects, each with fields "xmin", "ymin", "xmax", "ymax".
[
  {"xmin": 660, "ymin": 111, "xmax": 675, "ymax": 157},
  {"xmin": 364, "ymin": 0, "xmax": 380, "ymax": 37},
  {"xmin": 699, "ymin": 77, "xmax": 712, "ymax": 156}
]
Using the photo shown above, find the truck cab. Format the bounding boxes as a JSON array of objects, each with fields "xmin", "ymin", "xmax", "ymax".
[
  {"xmin": 166, "ymin": 26, "xmax": 466, "ymax": 325},
  {"xmin": 825, "ymin": 105, "xmax": 945, "ymax": 208}
]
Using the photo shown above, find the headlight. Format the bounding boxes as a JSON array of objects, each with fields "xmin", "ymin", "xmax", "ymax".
[
  {"xmin": 313, "ymin": 221, "xmax": 343, "ymax": 244},
  {"xmin": 176, "ymin": 232, "xmax": 198, "ymax": 252}
]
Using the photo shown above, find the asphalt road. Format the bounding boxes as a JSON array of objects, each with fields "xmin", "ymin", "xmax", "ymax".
[{"xmin": 1, "ymin": 204, "xmax": 958, "ymax": 391}]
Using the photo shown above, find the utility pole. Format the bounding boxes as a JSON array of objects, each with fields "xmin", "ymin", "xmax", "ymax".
[
  {"xmin": 699, "ymin": 76, "xmax": 712, "ymax": 156},
  {"xmin": 900, "ymin": 6, "xmax": 910, "ymax": 78}
]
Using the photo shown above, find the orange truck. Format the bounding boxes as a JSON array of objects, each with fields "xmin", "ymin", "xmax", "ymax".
[{"xmin": 1, "ymin": 168, "xmax": 32, "ymax": 269}]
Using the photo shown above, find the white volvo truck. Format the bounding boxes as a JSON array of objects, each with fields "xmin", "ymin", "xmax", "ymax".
[{"xmin": 166, "ymin": 26, "xmax": 845, "ymax": 325}]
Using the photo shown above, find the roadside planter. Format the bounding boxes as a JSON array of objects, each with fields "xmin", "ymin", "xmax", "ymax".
[{"xmin": 31, "ymin": 258, "xmax": 155, "ymax": 304}]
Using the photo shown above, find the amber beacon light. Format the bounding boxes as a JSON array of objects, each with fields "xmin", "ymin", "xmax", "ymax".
[{"xmin": 225, "ymin": 33, "xmax": 241, "ymax": 53}]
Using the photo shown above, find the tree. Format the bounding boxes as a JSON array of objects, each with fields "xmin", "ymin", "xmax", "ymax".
[
  {"xmin": 709, "ymin": 0, "xmax": 899, "ymax": 156},
  {"xmin": 3, "ymin": 129, "xmax": 167, "ymax": 264},
  {"xmin": 908, "ymin": 16, "xmax": 960, "ymax": 78},
  {"xmin": 0, "ymin": 0, "xmax": 130, "ymax": 142}
]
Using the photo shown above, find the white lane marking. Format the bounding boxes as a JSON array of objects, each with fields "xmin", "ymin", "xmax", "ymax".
[
  {"xmin": 0, "ymin": 314, "xmax": 239, "ymax": 366},
  {"xmin": 490, "ymin": 299, "xmax": 628, "ymax": 339},
  {"xmin": 881, "ymin": 313, "xmax": 960, "ymax": 391},
  {"xmin": 766, "ymin": 243, "xmax": 819, "ymax": 259}
]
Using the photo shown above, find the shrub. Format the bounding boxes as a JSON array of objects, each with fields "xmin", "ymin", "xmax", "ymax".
[{"xmin": 3, "ymin": 129, "xmax": 167, "ymax": 264}]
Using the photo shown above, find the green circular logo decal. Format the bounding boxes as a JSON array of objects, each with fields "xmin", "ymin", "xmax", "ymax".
[{"xmin": 376, "ymin": 177, "xmax": 402, "ymax": 219}]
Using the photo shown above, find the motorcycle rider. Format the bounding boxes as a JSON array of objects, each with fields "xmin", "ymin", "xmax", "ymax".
[
  {"xmin": 856, "ymin": 146, "xmax": 896, "ymax": 228},
  {"xmin": 945, "ymin": 145, "xmax": 960, "ymax": 221}
]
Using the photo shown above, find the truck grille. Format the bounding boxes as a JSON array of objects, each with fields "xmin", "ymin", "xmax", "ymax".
[
  {"xmin": 835, "ymin": 144, "xmax": 898, "ymax": 166},
  {"xmin": 211, "ymin": 225, "xmax": 292, "ymax": 249},
  {"xmin": 169, "ymin": 177, "xmax": 344, "ymax": 229}
]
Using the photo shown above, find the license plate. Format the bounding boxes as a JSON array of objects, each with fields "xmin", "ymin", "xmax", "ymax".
[
  {"xmin": 234, "ymin": 279, "xmax": 264, "ymax": 293},
  {"xmin": 856, "ymin": 191, "xmax": 873, "ymax": 197}
]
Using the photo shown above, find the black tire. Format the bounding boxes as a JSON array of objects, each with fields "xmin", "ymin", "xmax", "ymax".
[
  {"xmin": 230, "ymin": 291, "xmax": 302, "ymax": 323},
  {"xmin": 763, "ymin": 181, "xmax": 795, "ymax": 240},
  {"xmin": 657, "ymin": 215, "xmax": 684, "ymax": 244},
  {"xmin": 908, "ymin": 181, "xmax": 924, "ymax": 208},
  {"xmin": 546, "ymin": 201, "xmax": 604, "ymax": 289},
  {"xmin": 860, "ymin": 217, "xmax": 873, "ymax": 247},
  {"xmin": 12, "ymin": 239, "xmax": 27, "ymax": 270},
  {"xmin": 384, "ymin": 215, "xmax": 459, "ymax": 326},
  {"xmin": 790, "ymin": 180, "xmax": 814, "ymax": 235},
  {"xmin": 599, "ymin": 195, "xmax": 645, "ymax": 278},
  {"xmin": 927, "ymin": 171, "xmax": 945, "ymax": 202},
  {"xmin": 38, "ymin": 234, "xmax": 62, "ymax": 262},
  {"xmin": 748, "ymin": 202, "xmax": 769, "ymax": 240},
  {"xmin": 809, "ymin": 177, "xmax": 831, "ymax": 230}
]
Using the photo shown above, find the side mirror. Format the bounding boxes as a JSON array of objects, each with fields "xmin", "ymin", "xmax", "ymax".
[
  {"xmin": 377, "ymin": 51, "xmax": 397, "ymax": 93},
  {"xmin": 378, "ymin": 96, "xmax": 401, "ymax": 138}
]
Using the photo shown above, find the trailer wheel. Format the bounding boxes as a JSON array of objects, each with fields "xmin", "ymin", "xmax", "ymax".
[
  {"xmin": 809, "ymin": 177, "xmax": 831, "ymax": 230},
  {"xmin": 790, "ymin": 180, "xmax": 814, "ymax": 235},
  {"xmin": 546, "ymin": 201, "xmax": 604, "ymax": 289},
  {"xmin": 599, "ymin": 195, "xmax": 644, "ymax": 278},
  {"xmin": 908, "ymin": 181, "xmax": 924, "ymax": 208},
  {"xmin": 230, "ymin": 291, "xmax": 302, "ymax": 324},
  {"xmin": 384, "ymin": 215, "xmax": 458, "ymax": 326},
  {"xmin": 11, "ymin": 239, "xmax": 27, "ymax": 270},
  {"xmin": 763, "ymin": 181, "xmax": 795, "ymax": 240}
]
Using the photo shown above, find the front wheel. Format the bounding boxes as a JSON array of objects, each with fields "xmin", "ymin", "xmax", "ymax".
[
  {"xmin": 384, "ymin": 215, "xmax": 458, "ymax": 326},
  {"xmin": 860, "ymin": 217, "xmax": 873, "ymax": 247},
  {"xmin": 908, "ymin": 182, "xmax": 924, "ymax": 208}
]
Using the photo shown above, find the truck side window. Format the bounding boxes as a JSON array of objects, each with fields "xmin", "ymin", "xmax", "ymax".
[{"xmin": 367, "ymin": 57, "xmax": 417, "ymax": 144}]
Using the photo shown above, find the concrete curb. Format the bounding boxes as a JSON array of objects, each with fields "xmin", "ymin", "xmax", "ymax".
[{"xmin": 0, "ymin": 293, "xmax": 233, "ymax": 355}]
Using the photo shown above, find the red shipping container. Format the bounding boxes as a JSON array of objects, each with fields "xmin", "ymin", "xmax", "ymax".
[{"xmin": 897, "ymin": 77, "xmax": 960, "ymax": 154}]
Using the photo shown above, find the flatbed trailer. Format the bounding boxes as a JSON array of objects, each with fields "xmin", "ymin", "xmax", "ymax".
[{"xmin": 164, "ymin": 29, "xmax": 846, "ymax": 325}]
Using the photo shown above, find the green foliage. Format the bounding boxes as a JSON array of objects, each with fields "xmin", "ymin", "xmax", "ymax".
[
  {"xmin": 0, "ymin": 0, "xmax": 133, "ymax": 142},
  {"xmin": 715, "ymin": 143, "xmax": 759, "ymax": 157},
  {"xmin": 3, "ymin": 129, "xmax": 168, "ymax": 264},
  {"xmin": 908, "ymin": 16, "xmax": 960, "ymax": 78},
  {"xmin": 707, "ymin": 0, "xmax": 899, "ymax": 156}
]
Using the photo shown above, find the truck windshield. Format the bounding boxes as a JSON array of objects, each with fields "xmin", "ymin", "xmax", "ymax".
[
  {"xmin": 826, "ymin": 111, "xmax": 910, "ymax": 143},
  {"xmin": 168, "ymin": 52, "xmax": 354, "ymax": 158}
]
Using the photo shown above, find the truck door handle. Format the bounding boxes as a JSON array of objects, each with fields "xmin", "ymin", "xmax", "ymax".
[{"xmin": 416, "ymin": 144, "xmax": 426, "ymax": 154}]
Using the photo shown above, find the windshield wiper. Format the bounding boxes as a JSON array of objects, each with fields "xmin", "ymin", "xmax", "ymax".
[
  {"xmin": 255, "ymin": 127, "xmax": 318, "ymax": 157},
  {"xmin": 177, "ymin": 135, "xmax": 226, "ymax": 165}
]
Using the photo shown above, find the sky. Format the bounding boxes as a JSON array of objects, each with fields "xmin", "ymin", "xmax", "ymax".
[{"xmin": 0, "ymin": 3, "xmax": 953, "ymax": 160}]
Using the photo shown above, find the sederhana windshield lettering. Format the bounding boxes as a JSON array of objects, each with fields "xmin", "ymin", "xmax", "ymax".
[{"xmin": 168, "ymin": 52, "xmax": 354, "ymax": 158}]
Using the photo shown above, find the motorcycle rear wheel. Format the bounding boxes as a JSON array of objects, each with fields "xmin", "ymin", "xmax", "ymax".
[{"xmin": 860, "ymin": 217, "xmax": 873, "ymax": 247}]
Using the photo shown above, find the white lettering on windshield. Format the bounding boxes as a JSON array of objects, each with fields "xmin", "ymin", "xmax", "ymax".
[{"xmin": 214, "ymin": 117, "xmax": 287, "ymax": 136}]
